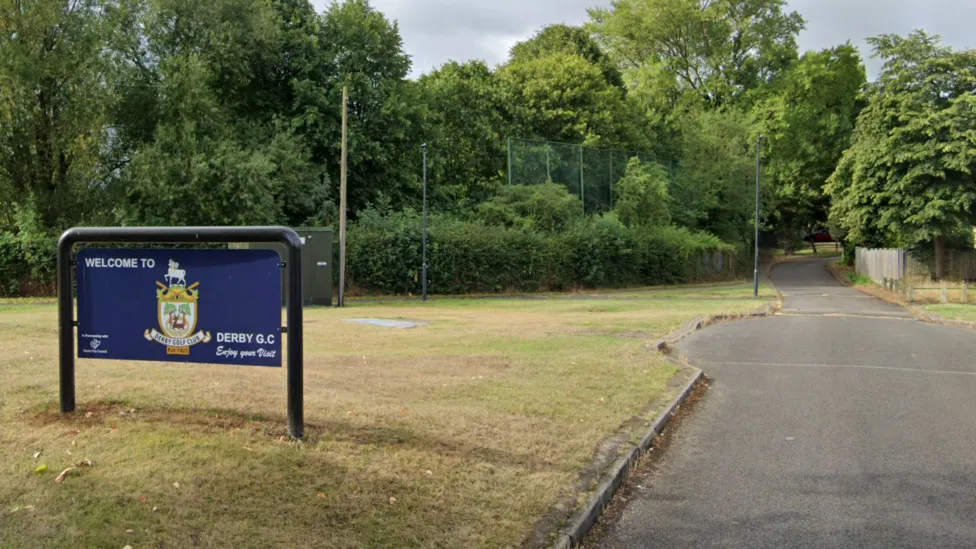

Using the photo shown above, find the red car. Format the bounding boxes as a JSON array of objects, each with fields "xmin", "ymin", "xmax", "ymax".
[{"xmin": 804, "ymin": 230, "xmax": 833, "ymax": 243}]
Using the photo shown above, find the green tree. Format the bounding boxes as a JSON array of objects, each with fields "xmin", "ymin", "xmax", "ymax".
[
  {"xmin": 510, "ymin": 24, "xmax": 624, "ymax": 89},
  {"xmin": 498, "ymin": 52, "xmax": 633, "ymax": 147},
  {"xmin": 0, "ymin": 0, "xmax": 112, "ymax": 231},
  {"xmin": 106, "ymin": 0, "xmax": 329, "ymax": 226},
  {"xmin": 670, "ymin": 105, "xmax": 755, "ymax": 244},
  {"xmin": 613, "ymin": 157, "xmax": 671, "ymax": 227},
  {"xmin": 418, "ymin": 61, "xmax": 508, "ymax": 209},
  {"xmin": 589, "ymin": 0, "xmax": 805, "ymax": 107},
  {"xmin": 755, "ymin": 44, "xmax": 866, "ymax": 253},
  {"xmin": 826, "ymin": 31, "xmax": 976, "ymax": 278},
  {"xmin": 309, "ymin": 0, "xmax": 424, "ymax": 215}
]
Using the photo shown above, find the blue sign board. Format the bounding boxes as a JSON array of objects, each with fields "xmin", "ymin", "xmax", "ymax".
[{"xmin": 76, "ymin": 248, "xmax": 283, "ymax": 367}]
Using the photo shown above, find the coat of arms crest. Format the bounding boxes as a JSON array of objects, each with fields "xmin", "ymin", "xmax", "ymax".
[{"xmin": 144, "ymin": 260, "xmax": 211, "ymax": 355}]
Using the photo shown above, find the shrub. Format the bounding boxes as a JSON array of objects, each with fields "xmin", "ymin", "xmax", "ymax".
[
  {"xmin": 613, "ymin": 158, "xmax": 671, "ymax": 228},
  {"xmin": 343, "ymin": 211, "xmax": 740, "ymax": 296},
  {"xmin": 0, "ymin": 208, "xmax": 58, "ymax": 296},
  {"xmin": 474, "ymin": 182, "xmax": 582, "ymax": 233}
]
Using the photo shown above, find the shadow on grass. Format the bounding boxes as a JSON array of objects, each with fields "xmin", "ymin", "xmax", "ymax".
[{"xmin": 28, "ymin": 399, "xmax": 565, "ymax": 475}]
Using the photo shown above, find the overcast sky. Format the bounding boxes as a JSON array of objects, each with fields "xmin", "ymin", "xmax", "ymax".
[{"xmin": 310, "ymin": 0, "xmax": 976, "ymax": 80}]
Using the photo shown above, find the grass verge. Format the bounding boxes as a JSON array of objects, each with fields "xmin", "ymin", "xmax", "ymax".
[
  {"xmin": 0, "ymin": 292, "xmax": 771, "ymax": 548},
  {"xmin": 921, "ymin": 304, "xmax": 976, "ymax": 323}
]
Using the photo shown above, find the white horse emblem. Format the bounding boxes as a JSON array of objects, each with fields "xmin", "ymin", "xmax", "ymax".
[{"xmin": 165, "ymin": 260, "xmax": 186, "ymax": 287}]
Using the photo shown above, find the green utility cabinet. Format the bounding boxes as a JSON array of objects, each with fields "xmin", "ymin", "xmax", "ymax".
[{"xmin": 234, "ymin": 228, "xmax": 333, "ymax": 307}]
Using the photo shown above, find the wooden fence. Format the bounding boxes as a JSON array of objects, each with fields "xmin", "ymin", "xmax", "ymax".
[
  {"xmin": 855, "ymin": 246, "xmax": 976, "ymax": 303},
  {"xmin": 855, "ymin": 248, "xmax": 905, "ymax": 284},
  {"xmin": 856, "ymin": 247, "xmax": 976, "ymax": 283}
]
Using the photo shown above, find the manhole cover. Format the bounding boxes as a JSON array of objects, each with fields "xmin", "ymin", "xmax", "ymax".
[{"xmin": 344, "ymin": 318, "xmax": 428, "ymax": 329}]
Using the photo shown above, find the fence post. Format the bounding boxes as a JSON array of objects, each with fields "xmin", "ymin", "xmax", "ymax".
[
  {"xmin": 507, "ymin": 137, "xmax": 513, "ymax": 186},
  {"xmin": 942, "ymin": 286, "xmax": 949, "ymax": 304},
  {"xmin": 908, "ymin": 284, "xmax": 914, "ymax": 302},
  {"xmin": 579, "ymin": 145, "xmax": 584, "ymax": 213},
  {"xmin": 964, "ymin": 281, "xmax": 969, "ymax": 302},
  {"xmin": 545, "ymin": 147, "xmax": 551, "ymax": 181}
]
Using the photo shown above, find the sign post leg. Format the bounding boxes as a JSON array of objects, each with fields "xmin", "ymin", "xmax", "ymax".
[
  {"xmin": 57, "ymin": 233, "xmax": 76, "ymax": 413},
  {"xmin": 287, "ymin": 239, "xmax": 304, "ymax": 439}
]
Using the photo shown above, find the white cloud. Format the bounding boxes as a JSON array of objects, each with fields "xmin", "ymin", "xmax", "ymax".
[{"xmin": 310, "ymin": 0, "xmax": 976, "ymax": 79}]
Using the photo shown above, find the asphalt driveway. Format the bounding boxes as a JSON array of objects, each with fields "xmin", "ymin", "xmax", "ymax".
[{"xmin": 594, "ymin": 257, "xmax": 976, "ymax": 549}]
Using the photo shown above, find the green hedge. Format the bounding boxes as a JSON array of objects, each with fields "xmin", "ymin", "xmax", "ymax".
[
  {"xmin": 345, "ymin": 212, "xmax": 741, "ymax": 295},
  {"xmin": 0, "ymin": 230, "xmax": 57, "ymax": 297},
  {"xmin": 0, "ymin": 213, "xmax": 740, "ymax": 297}
]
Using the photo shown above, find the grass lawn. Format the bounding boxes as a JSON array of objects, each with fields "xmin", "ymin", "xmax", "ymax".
[
  {"xmin": 922, "ymin": 304, "xmax": 976, "ymax": 323},
  {"xmin": 577, "ymin": 280, "xmax": 777, "ymax": 300},
  {"xmin": 0, "ymin": 292, "xmax": 771, "ymax": 548}
]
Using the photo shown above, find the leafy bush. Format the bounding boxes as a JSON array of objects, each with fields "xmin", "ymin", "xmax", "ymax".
[
  {"xmin": 474, "ymin": 183, "xmax": 582, "ymax": 233},
  {"xmin": 0, "ymin": 208, "xmax": 58, "ymax": 296},
  {"xmin": 613, "ymin": 157, "xmax": 671, "ymax": 228},
  {"xmin": 344, "ymin": 210, "xmax": 740, "ymax": 295}
]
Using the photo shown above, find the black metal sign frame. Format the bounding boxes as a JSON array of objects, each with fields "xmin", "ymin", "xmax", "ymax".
[{"xmin": 57, "ymin": 226, "xmax": 305, "ymax": 439}]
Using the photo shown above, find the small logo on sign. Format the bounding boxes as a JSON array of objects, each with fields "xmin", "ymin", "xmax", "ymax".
[
  {"xmin": 144, "ymin": 260, "xmax": 211, "ymax": 354},
  {"xmin": 90, "ymin": 339, "xmax": 101, "ymax": 350}
]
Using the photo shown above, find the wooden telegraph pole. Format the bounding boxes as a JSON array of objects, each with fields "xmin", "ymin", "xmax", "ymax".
[{"xmin": 338, "ymin": 86, "xmax": 348, "ymax": 307}]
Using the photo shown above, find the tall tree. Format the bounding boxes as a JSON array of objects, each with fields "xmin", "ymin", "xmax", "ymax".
[
  {"xmin": 509, "ymin": 24, "xmax": 624, "ymax": 89},
  {"xmin": 310, "ymin": 0, "xmax": 424, "ymax": 215},
  {"xmin": 670, "ymin": 104, "xmax": 755, "ymax": 244},
  {"xmin": 498, "ymin": 52, "xmax": 635, "ymax": 148},
  {"xmin": 107, "ymin": 0, "xmax": 328, "ymax": 226},
  {"xmin": 588, "ymin": 0, "xmax": 805, "ymax": 107},
  {"xmin": 826, "ymin": 31, "xmax": 976, "ymax": 278},
  {"xmin": 0, "ymin": 0, "xmax": 112, "ymax": 231},
  {"xmin": 755, "ymin": 44, "xmax": 866, "ymax": 253},
  {"xmin": 418, "ymin": 60, "xmax": 508, "ymax": 210}
]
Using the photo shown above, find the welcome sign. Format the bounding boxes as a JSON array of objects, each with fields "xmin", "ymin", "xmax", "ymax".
[{"xmin": 76, "ymin": 248, "xmax": 283, "ymax": 367}]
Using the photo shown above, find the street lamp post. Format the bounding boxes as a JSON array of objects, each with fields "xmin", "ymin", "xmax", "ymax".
[
  {"xmin": 754, "ymin": 136, "xmax": 765, "ymax": 298},
  {"xmin": 422, "ymin": 143, "xmax": 428, "ymax": 302}
]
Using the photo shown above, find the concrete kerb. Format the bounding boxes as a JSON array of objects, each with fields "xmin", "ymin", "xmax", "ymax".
[
  {"xmin": 647, "ymin": 301, "xmax": 779, "ymax": 354},
  {"xmin": 550, "ymin": 368, "xmax": 704, "ymax": 549},
  {"xmin": 549, "ymin": 300, "xmax": 778, "ymax": 549}
]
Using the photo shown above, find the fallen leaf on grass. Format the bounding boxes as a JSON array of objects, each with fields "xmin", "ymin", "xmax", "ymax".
[
  {"xmin": 152, "ymin": 506, "xmax": 158, "ymax": 513},
  {"xmin": 243, "ymin": 446, "xmax": 253, "ymax": 452},
  {"xmin": 138, "ymin": 496, "xmax": 148, "ymax": 504},
  {"xmin": 316, "ymin": 492, "xmax": 326, "ymax": 499},
  {"xmin": 172, "ymin": 482, "xmax": 180, "ymax": 489},
  {"xmin": 33, "ymin": 464, "xmax": 47, "ymax": 473},
  {"xmin": 389, "ymin": 496, "xmax": 397, "ymax": 504},
  {"xmin": 125, "ymin": 529, "xmax": 134, "ymax": 534},
  {"xmin": 55, "ymin": 467, "xmax": 76, "ymax": 484},
  {"xmin": 424, "ymin": 470, "xmax": 433, "ymax": 476},
  {"xmin": 32, "ymin": 451, "xmax": 41, "ymax": 459},
  {"xmin": 75, "ymin": 459, "xmax": 93, "ymax": 467},
  {"xmin": 85, "ymin": 412, "xmax": 93, "ymax": 418},
  {"xmin": 123, "ymin": 545, "xmax": 133, "ymax": 549}
]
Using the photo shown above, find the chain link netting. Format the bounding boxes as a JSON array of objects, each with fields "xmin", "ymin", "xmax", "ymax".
[{"xmin": 506, "ymin": 138, "xmax": 673, "ymax": 214}]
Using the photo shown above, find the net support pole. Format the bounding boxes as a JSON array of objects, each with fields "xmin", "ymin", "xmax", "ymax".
[
  {"xmin": 507, "ymin": 137, "xmax": 513, "ymax": 186},
  {"xmin": 339, "ymin": 86, "xmax": 348, "ymax": 307},
  {"xmin": 579, "ymin": 145, "xmax": 584, "ymax": 214}
]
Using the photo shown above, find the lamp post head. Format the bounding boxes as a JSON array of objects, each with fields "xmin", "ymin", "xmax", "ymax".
[{"xmin": 422, "ymin": 143, "xmax": 428, "ymax": 151}]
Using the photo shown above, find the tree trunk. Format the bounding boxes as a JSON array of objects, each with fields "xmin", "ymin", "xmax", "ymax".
[
  {"xmin": 934, "ymin": 235, "xmax": 947, "ymax": 280},
  {"xmin": 807, "ymin": 225, "xmax": 818, "ymax": 255}
]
